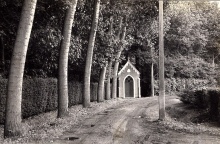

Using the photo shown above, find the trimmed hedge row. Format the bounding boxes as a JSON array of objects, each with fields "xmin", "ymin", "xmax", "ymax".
[
  {"xmin": 22, "ymin": 78, "xmax": 58, "ymax": 118},
  {"xmin": 68, "ymin": 81, "xmax": 83, "ymax": 105},
  {"xmin": 90, "ymin": 83, "xmax": 98, "ymax": 102},
  {"xmin": 0, "ymin": 78, "xmax": 99, "ymax": 124},
  {"xmin": 179, "ymin": 88, "xmax": 220, "ymax": 120}
]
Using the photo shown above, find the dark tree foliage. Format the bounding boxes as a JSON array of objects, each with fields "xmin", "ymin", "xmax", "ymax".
[
  {"xmin": 0, "ymin": 0, "xmax": 22, "ymax": 76},
  {"xmin": 0, "ymin": 0, "xmax": 92, "ymax": 79},
  {"xmin": 0, "ymin": 0, "xmax": 218, "ymax": 90}
]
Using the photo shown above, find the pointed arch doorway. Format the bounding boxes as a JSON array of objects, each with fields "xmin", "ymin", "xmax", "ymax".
[{"xmin": 125, "ymin": 76, "xmax": 134, "ymax": 97}]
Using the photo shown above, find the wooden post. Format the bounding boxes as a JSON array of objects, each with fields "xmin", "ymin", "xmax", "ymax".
[{"xmin": 159, "ymin": 0, "xmax": 165, "ymax": 120}]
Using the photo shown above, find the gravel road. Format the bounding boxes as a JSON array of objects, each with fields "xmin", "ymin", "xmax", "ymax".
[{"xmin": 53, "ymin": 97, "xmax": 220, "ymax": 144}]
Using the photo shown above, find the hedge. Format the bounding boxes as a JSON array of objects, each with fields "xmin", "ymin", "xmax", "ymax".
[
  {"xmin": 90, "ymin": 83, "xmax": 98, "ymax": 102},
  {"xmin": 0, "ymin": 78, "xmax": 99, "ymax": 124},
  {"xmin": 179, "ymin": 88, "xmax": 220, "ymax": 121},
  {"xmin": 179, "ymin": 88, "xmax": 209, "ymax": 109},
  {"xmin": 22, "ymin": 78, "xmax": 55, "ymax": 118},
  {"xmin": 68, "ymin": 81, "xmax": 83, "ymax": 106}
]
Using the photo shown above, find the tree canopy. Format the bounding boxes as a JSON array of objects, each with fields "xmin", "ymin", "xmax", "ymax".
[{"xmin": 0, "ymin": 0, "xmax": 219, "ymax": 83}]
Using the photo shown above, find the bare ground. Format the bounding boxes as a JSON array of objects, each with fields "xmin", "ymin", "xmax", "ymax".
[{"xmin": 1, "ymin": 96, "xmax": 220, "ymax": 144}]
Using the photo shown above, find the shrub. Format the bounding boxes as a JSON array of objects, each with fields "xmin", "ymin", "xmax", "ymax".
[
  {"xmin": 208, "ymin": 88, "xmax": 220, "ymax": 120},
  {"xmin": 179, "ymin": 87, "xmax": 220, "ymax": 121},
  {"xmin": 194, "ymin": 89, "xmax": 209, "ymax": 109},
  {"xmin": 179, "ymin": 88, "xmax": 210, "ymax": 109},
  {"xmin": 179, "ymin": 89, "xmax": 196, "ymax": 105}
]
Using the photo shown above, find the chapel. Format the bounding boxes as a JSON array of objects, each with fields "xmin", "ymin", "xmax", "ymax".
[{"xmin": 118, "ymin": 60, "xmax": 141, "ymax": 98}]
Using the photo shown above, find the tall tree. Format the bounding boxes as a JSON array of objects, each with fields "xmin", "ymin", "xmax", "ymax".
[
  {"xmin": 4, "ymin": 0, "xmax": 37, "ymax": 137},
  {"xmin": 83, "ymin": 0, "xmax": 101, "ymax": 107},
  {"xmin": 112, "ymin": 17, "xmax": 126, "ymax": 99},
  {"xmin": 159, "ymin": 0, "xmax": 165, "ymax": 120},
  {"xmin": 58, "ymin": 0, "xmax": 78, "ymax": 118},
  {"xmin": 103, "ymin": 16, "xmax": 114, "ymax": 100}
]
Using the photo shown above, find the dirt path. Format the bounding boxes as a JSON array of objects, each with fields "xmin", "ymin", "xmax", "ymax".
[{"xmin": 53, "ymin": 97, "xmax": 220, "ymax": 144}]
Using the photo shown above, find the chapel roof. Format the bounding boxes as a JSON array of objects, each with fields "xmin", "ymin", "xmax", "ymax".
[{"xmin": 118, "ymin": 60, "xmax": 140, "ymax": 76}]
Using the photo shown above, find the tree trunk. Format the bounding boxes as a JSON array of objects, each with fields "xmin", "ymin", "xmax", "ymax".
[
  {"xmin": 104, "ymin": 16, "xmax": 113, "ymax": 100},
  {"xmin": 58, "ymin": 0, "xmax": 78, "ymax": 118},
  {"xmin": 4, "ymin": 0, "xmax": 37, "ymax": 137},
  {"xmin": 116, "ymin": 17, "xmax": 123, "ymax": 41},
  {"xmin": 98, "ymin": 64, "xmax": 107, "ymax": 102},
  {"xmin": 112, "ymin": 55, "xmax": 121, "ymax": 99},
  {"xmin": 0, "ymin": 36, "xmax": 5, "ymax": 73},
  {"xmin": 159, "ymin": 0, "xmax": 165, "ymax": 120},
  {"xmin": 109, "ymin": 16, "xmax": 113, "ymax": 35},
  {"xmin": 151, "ymin": 63, "xmax": 154, "ymax": 97},
  {"xmin": 212, "ymin": 54, "xmax": 215, "ymax": 67},
  {"xmin": 106, "ymin": 59, "xmax": 112, "ymax": 100},
  {"xmin": 150, "ymin": 40, "xmax": 154, "ymax": 97},
  {"xmin": 83, "ymin": 0, "xmax": 100, "ymax": 107},
  {"xmin": 112, "ymin": 25, "xmax": 126, "ymax": 99}
]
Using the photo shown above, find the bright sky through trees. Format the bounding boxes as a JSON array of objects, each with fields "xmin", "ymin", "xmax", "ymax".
[{"xmin": 210, "ymin": 1, "xmax": 220, "ymax": 7}]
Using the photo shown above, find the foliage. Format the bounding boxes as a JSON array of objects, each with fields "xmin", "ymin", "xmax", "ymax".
[
  {"xmin": 0, "ymin": 0, "xmax": 90, "ymax": 78},
  {"xmin": 0, "ymin": 0, "xmax": 168, "ymax": 80},
  {"xmin": 164, "ymin": 1, "xmax": 209, "ymax": 57},
  {"xmin": 127, "ymin": 2, "xmax": 220, "ymax": 96},
  {"xmin": 165, "ymin": 55, "xmax": 216, "ymax": 79},
  {"xmin": 154, "ymin": 78, "xmax": 216, "ymax": 96},
  {"xmin": 199, "ymin": 2, "xmax": 220, "ymax": 64},
  {"xmin": 0, "ymin": 0, "xmax": 220, "ymax": 98},
  {"xmin": 179, "ymin": 87, "xmax": 220, "ymax": 120},
  {"xmin": 162, "ymin": 1, "xmax": 220, "ymax": 66},
  {"xmin": 179, "ymin": 88, "xmax": 209, "ymax": 109}
]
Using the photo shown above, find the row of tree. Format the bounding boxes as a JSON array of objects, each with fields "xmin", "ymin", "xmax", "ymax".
[
  {"xmin": 1, "ymin": 0, "xmax": 160, "ymax": 137},
  {"xmin": 1, "ymin": 0, "xmax": 220, "ymax": 138}
]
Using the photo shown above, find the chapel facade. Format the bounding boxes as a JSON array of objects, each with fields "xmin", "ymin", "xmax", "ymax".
[{"xmin": 118, "ymin": 60, "xmax": 141, "ymax": 98}]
